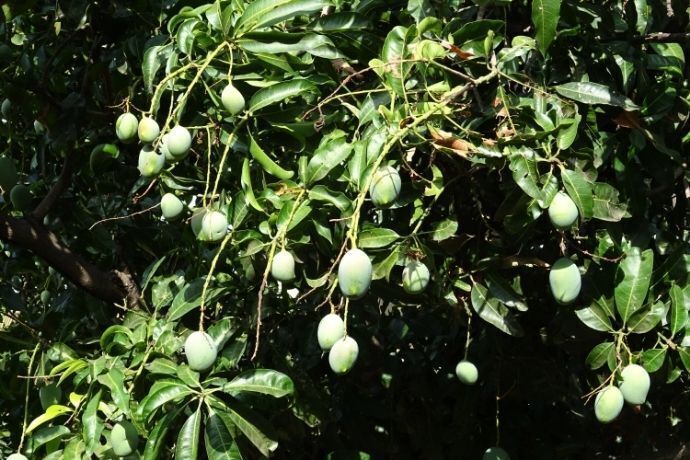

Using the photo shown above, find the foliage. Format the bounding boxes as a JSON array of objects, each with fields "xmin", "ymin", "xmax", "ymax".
[{"xmin": 0, "ymin": 0, "xmax": 689, "ymax": 458}]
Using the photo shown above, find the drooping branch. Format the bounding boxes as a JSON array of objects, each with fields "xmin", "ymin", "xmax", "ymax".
[{"xmin": 0, "ymin": 214, "xmax": 140, "ymax": 307}]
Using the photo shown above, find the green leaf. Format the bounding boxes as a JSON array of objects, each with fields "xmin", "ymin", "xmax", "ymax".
[
  {"xmin": 381, "ymin": 26, "xmax": 411, "ymax": 96},
  {"xmin": 308, "ymin": 185, "xmax": 352, "ymax": 212},
  {"xmin": 142, "ymin": 44, "xmax": 172, "ymax": 93},
  {"xmin": 485, "ymin": 273, "xmax": 528, "ymax": 311},
  {"xmin": 222, "ymin": 369, "xmax": 295, "ymax": 398},
  {"xmin": 678, "ymin": 347, "xmax": 690, "ymax": 372},
  {"xmin": 241, "ymin": 157, "xmax": 265, "ymax": 213},
  {"xmin": 669, "ymin": 284, "xmax": 688, "ymax": 336},
  {"xmin": 575, "ymin": 305, "xmax": 613, "ymax": 332},
  {"xmin": 556, "ymin": 114, "xmax": 581, "ymax": 150},
  {"xmin": 305, "ymin": 131, "xmax": 353, "ymax": 185},
  {"xmin": 634, "ymin": 0, "xmax": 650, "ymax": 34},
  {"xmin": 81, "ymin": 390, "xmax": 102, "ymax": 455},
  {"xmin": 585, "ymin": 342, "xmax": 614, "ymax": 370},
  {"xmin": 614, "ymin": 247, "xmax": 654, "ymax": 324},
  {"xmin": 628, "ymin": 301, "xmax": 665, "ymax": 334},
  {"xmin": 509, "ymin": 149, "xmax": 542, "ymax": 200},
  {"xmin": 25, "ymin": 425, "xmax": 71, "ymax": 454},
  {"xmin": 470, "ymin": 283, "xmax": 524, "ymax": 337},
  {"xmin": 531, "ymin": 0, "xmax": 561, "ymax": 55},
  {"xmin": 26, "ymin": 405, "xmax": 72, "ymax": 434},
  {"xmin": 372, "ymin": 245, "xmax": 401, "ymax": 281},
  {"xmin": 97, "ymin": 368, "xmax": 129, "ymax": 415},
  {"xmin": 248, "ymin": 132, "xmax": 294, "ymax": 180},
  {"xmin": 236, "ymin": 0, "xmax": 330, "ymax": 35},
  {"xmin": 431, "ymin": 219, "xmax": 458, "ymax": 242},
  {"xmin": 143, "ymin": 407, "xmax": 184, "ymax": 460},
  {"xmin": 358, "ymin": 228, "xmax": 400, "ymax": 249},
  {"xmin": 209, "ymin": 396, "xmax": 278, "ymax": 457},
  {"xmin": 641, "ymin": 348, "xmax": 667, "ymax": 373},
  {"xmin": 555, "ymin": 82, "xmax": 639, "ymax": 111},
  {"xmin": 168, "ymin": 280, "xmax": 228, "ymax": 322},
  {"xmin": 248, "ymin": 79, "xmax": 318, "ymax": 113},
  {"xmin": 239, "ymin": 33, "xmax": 342, "ymax": 59},
  {"xmin": 560, "ymin": 167, "xmax": 593, "ymax": 219},
  {"xmin": 175, "ymin": 409, "xmax": 202, "ymax": 460},
  {"xmin": 592, "ymin": 183, "xmax": 629, "ymax": 222},
  {"xmin": 205, "ymin": 412, "xmax": 242, "ymax": 460},
  {"xmin": 138, "ymin": 381, "xmax": 194, "ymax": 421}
]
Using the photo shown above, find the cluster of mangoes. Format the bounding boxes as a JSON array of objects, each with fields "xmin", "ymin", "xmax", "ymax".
[
  {"xmin": 594, "ymin": 363, "xmax": 651, "ymax": 423},
  {"xmin": 0, "ymin": 155, "xmax": 32, "ymax": 210}
]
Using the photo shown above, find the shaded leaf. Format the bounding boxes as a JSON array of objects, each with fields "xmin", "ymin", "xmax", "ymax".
[{"xmin": 470, "ymin": 283, "xmax": 524, "ymax": 337}]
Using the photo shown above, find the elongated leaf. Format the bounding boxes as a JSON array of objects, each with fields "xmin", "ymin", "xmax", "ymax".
[
  {"xmin": 509, "ymin": 149, "xmax": 542, "ymax": 200},
  {"xmin": 205, "ymin": 412, "xmax": 242, "ymax": 460},
  {"xmin": 592, "ymin": 182, "xmax": 629, "ymax": 222},
  {"xmin": 470, "ymin": 283, "xmax": 524, "ymax": 337},
  {"xmin": 485, "ymin": 273, "xmax": 528, "ymax": 311},
  {"xmin": 305, "ymin": 131, "xmax": 353, "ymax": 185},
  {"xmin": 248, "ymin": 79, "xmax": 318, "ymax": 113},
  {"xmin": 241, "ymin": 157, "xmax": 264, "ymax": 212},
  {"xmin": 26, "ymin": 405, "xmax": 72, "ymax": 434},
  {"xmin": 97, "ymin": 368, "xmax": 130, "ymax": 415},
  {"xmin": 81, "ymin": 390, "xmax": 103, "ymax": 455},
  {"xmin": 139, "ymin": 381, "xmax": 194, "ymax": 421},
  {"xmin": 358, "ymin": 228, "xmax": 400, "ymax": 249},
  {"xmin": 209, "ymin": 397, "xmax": 278, "ymax": 457},
  {"xmin": 585, "ymin": 342, "xmax": 614, "ymax": 370},
  {"xmin": 143, "ymin": 407, "xmax": 184, "ymax": 460},
  {"xmin": 641, "ymin": 348, "xmax": 667, "ymax": 373},
  {"xmin": 308, "ymin": 185, "xmax": 351, "ymax": 211},
  {"xmin": 168, "ymin": 280, "xmax": 228, "ymax": 322},
  {"xmin": 236, "ymin": 0, "xmax": 329, "ymax": 35},
  {"xmin": 143, "ymin": 44, "xmax": 171, "ymax": 93},
  {"xmin": 381, "ymin": 26, "xmax": 411, "ymax": 96},
  {"xmin": 575, "ymin": 305, "xmax": 613, "ymax": 332},
  {"xmin": 555, "ymin": 82, "xmax": 638, "ymax": 111},
  {"xmin": 431, "ymin": 219, "xmax": 458, "ymax": 242},
  {"xmin": 176, "ymin": 409, "xmax": 202, "ymax": 460},
  {"xmin": 669, "ymin": 284, "xmax": 688, "ymax": 336},
  {"xmin": 560, "ymin": 168, "xmax": 593, "ymax": 219},
  {"xmin": 628, "ymin": 301, "xmax": 665, "ymax": 334},
  {"xmin": 678, "ymin": 347, "xmax": 690, "ymax": 372},
  {"xmin": 556, "ymin": 114, "xmax": 581, "ymax": 150},
  {"xmin": 239, "ymin": 33, "xmax": 341, "ymax": 59},
  {"xmin": 531, "ymin": 0, "xmax": 561, "ymax": 55},
  {"xmin": 26, "ymin": 425, "xmax": 70, "ymax": 454},
  {"xmin": 614, "ymin": 248, "xmax": 653, "ymax": 324},
  {"xmin": 222, "ymin": 369, "xmax": 294, "ymax": 398}
]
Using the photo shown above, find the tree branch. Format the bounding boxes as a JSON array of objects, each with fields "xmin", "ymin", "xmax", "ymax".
[
  {"xmin": 32, "ymin": 153, "xmax": 76, "ymax": 220},
  {"xmin": 636, "ymin": 32, "xmax": 690, "ymax": 43},
  {"xmin": 0, "ymin": 214, "xmax": 140, "ymax": 307}
]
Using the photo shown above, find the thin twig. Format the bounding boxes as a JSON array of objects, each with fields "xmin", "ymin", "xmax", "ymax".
[{"xmin": 89, "ymin": 203, "xmax": 160, "ymax": 230}]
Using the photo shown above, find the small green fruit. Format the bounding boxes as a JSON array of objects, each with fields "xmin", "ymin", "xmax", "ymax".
[
  {"xmin": 137, "ymin": 145, "xmax": 165, "ymax": 177},
  {"xmin": 190, "ymin": 209, "xmax": 207, "ymax": 237},
  {"xmin": 221, "ymin": 84, "xmax": 245, "ymax": 115},
  {"xmin": 402, "ymin": 260, "xmax": 430, "ymax": 294},
  {"xmin": 10, "ymin": 184, "xmax": 31, "ymax": 210},
  {"xmin": 548, "ymin": 191, "xmax": 578, "ymax": 229},
  {"xmin": 166, "ymin": 125, "xmax": 192, "ymax": 158},
  {"xmin": 317, "ymin": 313, "xmax": 345, "ymax": 350},
  {"xmin": 595, "ymin": 386, "xmax": 624, "ymax": 423},
  {"xmin": 111, "ymin": 420, "xmax": 139, "ymax": 457},
  {"xmin": 271, "ymin": 250, "xmax": 296, "ymax": 282},
  {"xmin": 483, "ymin": 447, "xmax": 510, "ymax": 460},
  {"xmin": 1, "ymin": 98, "xmax": 11, "ymax": 118},
  {"xmin": 455, "ymin": 360, "xmax": 478, "ymax": 385},
  {"xmin": 160, "ymin": 193, "xmax": 184, "ymax": 220},
  {"xmin": 328, "ymin": 336, "xmax": 359, "ymax": 374},
  {"xmin": 199, "ymin": 211, "xmax": 228, "ymax": 242},
  {"xmin": 138, "ymin": 117, "xmax": 160, "ymax": 143},
  {"xmin": 338, "ymin": 248, "xmax": 372, "ymax": 299},
  {"xmin": 39, "ymin": 383, "xmax": 62, "ymax": 410},
  {"xmin": 34, "ymin": 119, "xmax": 45, "ymax": 135},
  {"xmin": 369, "ymin": 165, "xmax": 401, "ymax": 208},
  {"xmin": 40, "ymin": 290, "xmax": 51, "ymax": 305},
  {"xmin": 619, "ymin": 364, "xmax": 650, "ymax": 405},
  {"xmin": 548, "ymin": 257, "xmax": 581, "ymax": 305},
  {"xmin": 0, "ymin": 155, "xmax": 18, "ymax": 193},
  {"xmin": 7, "ymin": 454, "xmax": 28, "ymax": 460},
  {"xmin": 115, "ymin": 113, "xmax": 138, "ymax": 143},
  {"xmin": 184, "ymin": 331, "xmax": 217, "ymax": 372},
  {"xmin": 90, "ymin": 143, "xmax": 119, "ymax": 173}
]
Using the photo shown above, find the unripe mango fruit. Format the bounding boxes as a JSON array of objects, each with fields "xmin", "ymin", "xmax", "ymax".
[
  {"xmin": 455, "ymin": 360, "xmax": 478, "ymax": 385},
  {"xmin": 166, "ymin": 125, "xmax": 192, "ymax": 158},
  {"xmin": 10, "ymin": 184, "xmax": 31, "ymax": 210},
  {"xmin": 595, "ymin": 386, "xmax": 624, "ymax": 423},
  {"xmin": 483, "ymin": 447, "xmax": 510, "ymax": 460},
  {"xmin": 115, "ymin": 113, "xmax": 138, "ymax": 143},
  {"xmin": 160, "ymin": 193, "xmax": 184, "ymax": 220},
  {"xmin": 317, "ymin": 313, "xmax": 345, "ymax": 350},
  {"xmin": 548, "ymin": 191, "xmax": 578, "ymax": 229},
  {"xmin": 137, "ymin": 145, "xmax": 165, "ymax": 177},
  {"xmin": 619, "ymin": 364, "xmax": 650, "ymax": 405},
  {"xmin": 338, "ymin": 248, "xmax": 372, "ymax": 299},
  {"xmin": 138, "ymin": 117, "xmax": 160, "ymax": 143},
  {"xmin": 0, "ymin": 155, "xmax": 18, "ymax": 193},
  {"xmin": 369, "ymin": 165, "xmax": 401, "ymax": 208},
  {"xmin": 7, "ymin": 454, "xmax": 28, "ymax": 460},
  {"xmin": 199, "ymin": 211, "xmax": 228, "ymax": 242},
  {"xmin": 402, "ymin": 260, "xmax": 430, "ymax": 294},
  {"xmin": 190, "ymin": 209, "xmax": 207, "ymax": 237},
  {"xmin": 111, "ymin": 420, "xmax": 139, "ymax": 457},
  {"xmin": 548, "ymin": 257, "xmax": 581, "ymax": 305},
  {"xmin": 1, "ymin": 98, "xmax": 11, "ymax": 118},
  {"xmin": 329, "ymin": 336, "xmax": 359, "ymax": 374},
  {"xmin": 184, "ymin": 330, "xmax": 217, "ymax": 372},
  {"xmin": 271, "ymin": 250, "xmax": 295, "ymax": 282},
  {"xmin": 222, "ymin": 84, "xmax": 245, "ymax": 115}
]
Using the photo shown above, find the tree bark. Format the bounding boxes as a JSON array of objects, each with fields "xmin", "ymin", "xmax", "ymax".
[{"xmin": 0, "ymin": 214, "xmax": 140, "ymax": 306}]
